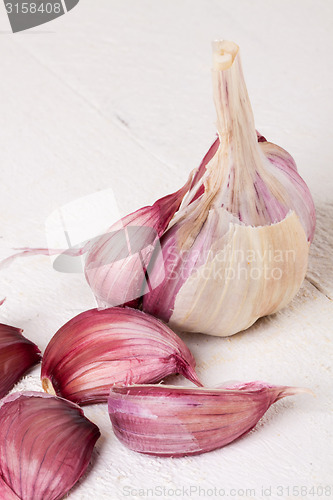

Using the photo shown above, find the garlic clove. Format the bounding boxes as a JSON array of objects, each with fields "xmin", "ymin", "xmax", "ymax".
[
  {"xmin": 0, "ymin": 476, "xmax": 20, "ymax": 499},
  {"xmin": 0, "ymin": 323, "xmax": 41, "ymax": 398},
  {"xmin": 0, "ymin": 391, "xmax": 100, "ymax": 500},
  {"xmin": 85, "ymin": 173, "xmax": 194, "ymax": 308},
  {"xmin": 108, "ymin": 381, "xmax": 311, "ymax": 457},
  {"xmin": 41, "ymin": 307, "xmax": 202, "ymax": 405}
]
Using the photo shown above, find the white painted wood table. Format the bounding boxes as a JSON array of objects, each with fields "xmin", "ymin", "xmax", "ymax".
[{"xmin": 0, "ymin": 1, "xmax": 332, "ymax": 499}]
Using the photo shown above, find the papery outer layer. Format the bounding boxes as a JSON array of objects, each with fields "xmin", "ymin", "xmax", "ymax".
[
  {"xmin": 207, "ymin": 41, "xmax": 315, "ymax": 237},
  {"xmin": 143, "ymin": 211, "xmax": 309, "ymax": 336},
  {"xmin": 184, "ymin": 133, "xmax": 315, "ymax": 242},
  {"xmin": 0, "ymin": 391, "xmax": 100, "ymax": 500},
  {"xmin": 108, "ymin": 381, "xmax": 308, "ymax": 457},
  {"xmin": 84, "ymin": 173, "xmax": 194, "ymax": 308},
  {"xmin": 41, "ymin": 307, "xmax": 201, "ymax": 405},
  {"xmin": 0, "ymin": 323, "xmax": 41, "ymax": 398}
]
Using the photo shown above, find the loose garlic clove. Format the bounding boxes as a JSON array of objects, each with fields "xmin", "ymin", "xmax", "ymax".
[
  {"xmin": 0, "ymin": 392, "xmax": 100, "ymax": 500},
  {"xmin": 108, "ymin": 382, "xmax": 311, "ymax": 457},
  {"xmin": 0, "ymin": 323, "xmax": 41, "ymax": 398},
  {"xmin": 0, "ymin": 477, "xmax": 20, "ymax": 499},
  {"xmin": 41, "ymin": 307, "xmax": 202, "ymax": 405}
]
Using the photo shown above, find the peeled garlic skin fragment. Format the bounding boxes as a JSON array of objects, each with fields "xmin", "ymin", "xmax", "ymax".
[
  {"xmin": 85, "ymin": 174, "xmax": 193, "ymax": 308},
  {"xmin": 41, "ymin": 307, "xmax": 201, "ymax": 405},
  {"xmin": 168, "ymin": 211, "xmax": 309, "ymax": 336},
  {"xmin": 0, "ymin": 392, "xmax": 100, "ymax": 500},
  {"xmin": 108, "ymin": 382, "xmax": 303, "ymax": 457},
  {"xmin": 0, "ymin": 324, "xmax": 41, "ymax": 398}
]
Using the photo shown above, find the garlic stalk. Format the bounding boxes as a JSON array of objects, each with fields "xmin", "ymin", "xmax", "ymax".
[
  {"xmin": 0, "ymin": 391, "xmax": 100, "ymax": 500},
  {"xmin": 108, "ymin": 381, "xmax": 310, "ymax": 457},
  {"xmin": 0, "ymin": 323, "xmax": 41, "ymax": 398},
  {"xmin": 41, "ymin": 307, "xmax": 201, "ymax": 405}
]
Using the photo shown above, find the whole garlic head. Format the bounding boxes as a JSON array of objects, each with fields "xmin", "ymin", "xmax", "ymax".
[{"xmin": 142, "ymin": 40, "xmax": 315, "ymax": 336}]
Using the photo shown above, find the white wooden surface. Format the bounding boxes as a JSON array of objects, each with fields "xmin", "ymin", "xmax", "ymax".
[{"xmin": 0, "ymin": 1, "xmax": 332, "ymax": 499}]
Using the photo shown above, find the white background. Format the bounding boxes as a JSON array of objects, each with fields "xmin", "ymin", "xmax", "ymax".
[{"xmin": 0, "ymin": 1, "xmax": 332, "ymax": 499}]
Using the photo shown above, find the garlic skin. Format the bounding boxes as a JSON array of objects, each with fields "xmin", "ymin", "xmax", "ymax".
[
  {"xmin": 141, "ymin": 40, "xmax": 315, "ymax": 336},
  {"xmin": 0, "ymin": 323, "xmax": 41, "ymax": 398},
  {"xmin": 0, "ymin": 391, "xmax": 100, "ymax": 500},
  {"xmin": 108, "ymin": 382, "xmax": 310, "ymax": 457},
  {"xmin": 41, "ymin": 307, "xmax": 201, "ymax": 405},
  {"xmin": 85, "ymin": 176, "xmax": 193, "ymax": 308}
]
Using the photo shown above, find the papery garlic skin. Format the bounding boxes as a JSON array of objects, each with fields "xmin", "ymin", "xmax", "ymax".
[
  {"xmin": 108, "ymin": 382, "xmax": 309, "ymax": 457},
  {"xmin": 144, "ymin": 211, "xmax": 309, "ymax": 336},
  {"xmin": 0, "ymin": 391, "xmax": 100, "ymax": 500},
  {"xmin": 142, "ymin": 40, "xmax": 315, "ymax": 336},
  {"xmin": 41, "ymin": 307, "xmax": 201, "ymax": 405},
  {"xmin": 85, "ymin": 176, "xmax": 194, "ymax": 308},
  {"xmin": 0, "ymin": 323, "xmax": 41, "ymax": 398}
]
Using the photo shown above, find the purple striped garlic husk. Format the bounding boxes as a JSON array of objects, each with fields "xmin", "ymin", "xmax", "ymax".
[
  {"xmin": 41, "ymin": 307, "xmax": 202, "ymax": 405},
  {"xmin": 0, "ymin": 323, "xmax": 41, "ymax": 398},
  {"xmin": 0, "ymin": 391, "xmax": 100, "ymax": 500},
  {"xmin": 108, "ymin": 381, "xmax": 311, "ymax": 457}
]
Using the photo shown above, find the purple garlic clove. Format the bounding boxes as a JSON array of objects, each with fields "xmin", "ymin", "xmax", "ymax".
[
  {"xmin": 108, "ymin": 381, "xmax": 311, "ymax": 457},
  {"xmin": 0, "ymin": 391, "xmax": 100, "ymax": 500},
  {"xmin": 41, "ymin": 307, "xmax": 202, "ymax": 405},
  {"xmin": 0, "ymin": 323, "xmax": 41, "ymax": 399}
]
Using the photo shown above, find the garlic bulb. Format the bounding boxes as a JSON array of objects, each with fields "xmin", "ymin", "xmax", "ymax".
[
  {"xmin": 0, "ymin": 391, "xmax": 100, "ymax": 500},
  {"xmin": 141, "ymin": 40, "xmax": 315, "ymax": 336},
  {"xmin": 108, "ymin": 382, "xmax": 310, "ymax": 457},
  {"xmin": 83, "ymin": 40, "xmax": 315, "ymax": 337},
  {"xmin": 41, "ymin": 307, "xmax": 201, "ymax": 404}
]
